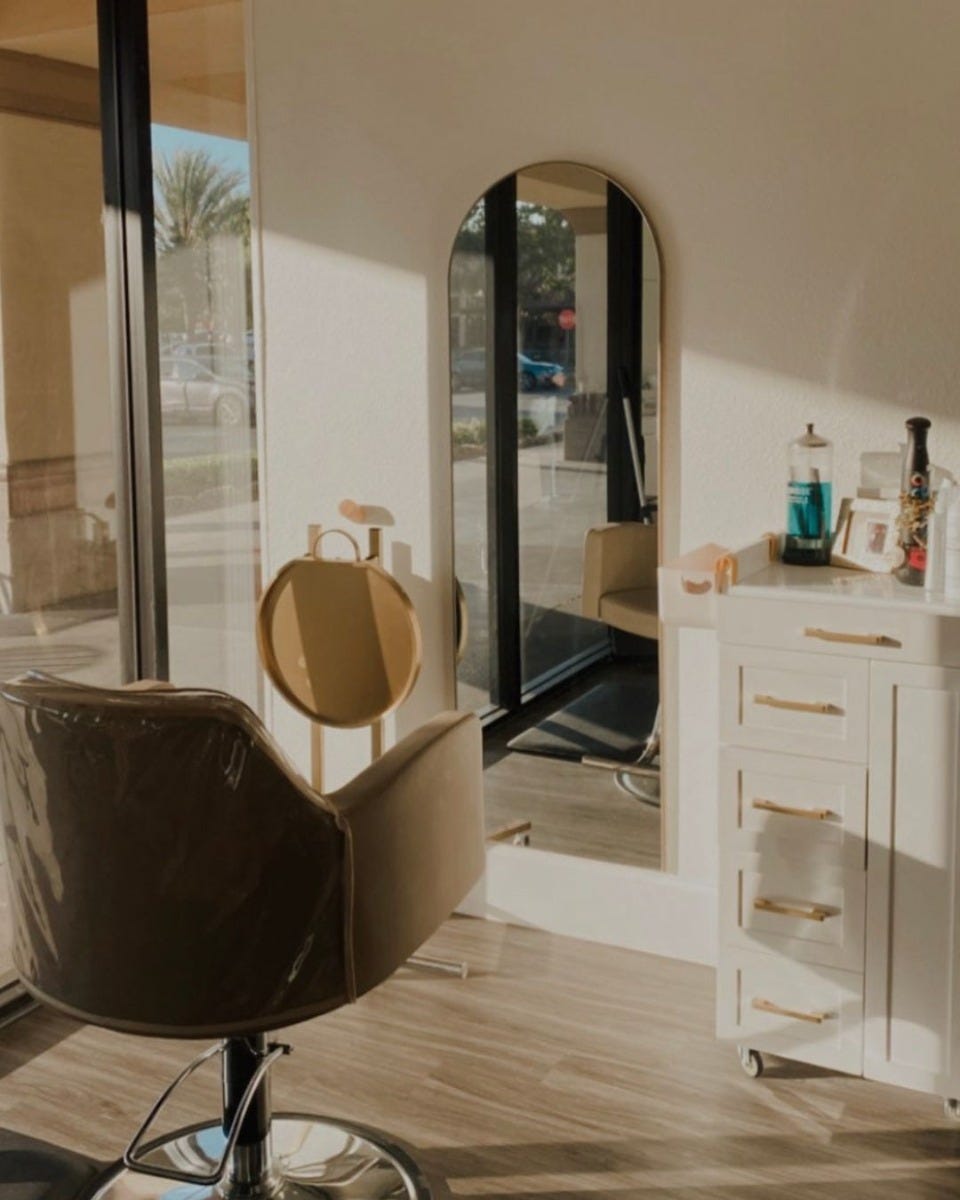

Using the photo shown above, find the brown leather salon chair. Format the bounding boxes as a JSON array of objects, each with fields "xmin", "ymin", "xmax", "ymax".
[{"xmin": 0, "ymin": 672, "xmax": 484, "ymax": 1200}]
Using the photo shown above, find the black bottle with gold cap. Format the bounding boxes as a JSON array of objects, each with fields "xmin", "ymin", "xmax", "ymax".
[{"xmin": 895, "ymin": 416, "xmax": 932, "ymax": 586}]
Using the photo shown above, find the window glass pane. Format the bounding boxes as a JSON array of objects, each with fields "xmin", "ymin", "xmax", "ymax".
[
  {"xmin": 0, "ymin": 1, "xmax": 117, "ymax": 982},
  {"xmin": 148, "ymin": 0, "xmax": 261, "ymax": 709},
  {"xmin": 516, "ymin": 170, "xmax": 608, "ymax": 689},
  {"xmin": 451, "ymin": 200, "xmax": 495, "ymax": 712}
]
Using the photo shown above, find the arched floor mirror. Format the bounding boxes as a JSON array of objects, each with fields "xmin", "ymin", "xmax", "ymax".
[{"xmin": 450, "ymin": 161, "xmax": 663, "ymax": 870}]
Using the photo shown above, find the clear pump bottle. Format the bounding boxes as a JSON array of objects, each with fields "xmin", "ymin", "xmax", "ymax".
[{"xmin": 783, "ymin": 424, "xmax": 833, "ymax": 567}]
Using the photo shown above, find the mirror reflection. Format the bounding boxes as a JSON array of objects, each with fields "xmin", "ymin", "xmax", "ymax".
[{"xmin": 450, "ymin": 162, "xmax": 662, "ymax": 870}]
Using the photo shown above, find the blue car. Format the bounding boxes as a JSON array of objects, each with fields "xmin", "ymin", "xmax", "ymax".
[
  {"xmin": 451, "ymin": 348, "xmax": 566, "ymax": 392},
  {"xmin": 518, "ymin": 353, "xmax": 566, "ymax": 392}
]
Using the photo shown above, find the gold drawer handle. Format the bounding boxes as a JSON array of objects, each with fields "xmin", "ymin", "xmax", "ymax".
[
  {"xmin": 752, "ymin": 798, "xmax": 835, "ymax": 821},
  {"xmin": 752, "ymin": 996, "xmax": 830, "ymax": 1025},
  {"xmin": 804, "ymin": 626, "xmax": 901, "ymax": 648},
  {"xmin": 753, "ymin": 693, "xmax": 842, "ymax": 716},
  {"xmin": 754, "ymin": 897, "xmax": 833, "ymax": 922},
  {"xmin": 681, "ymin": 577, "xmax": 712, "ymax": 595}
]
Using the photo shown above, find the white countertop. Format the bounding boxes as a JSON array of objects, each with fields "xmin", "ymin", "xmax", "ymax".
[{"xmin": 729, "ymin": 561, "xmax": 960, "ymax": 617}]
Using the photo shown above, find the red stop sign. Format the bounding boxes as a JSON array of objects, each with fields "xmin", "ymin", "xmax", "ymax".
[{"xmin": 558, "ymin": 308, "xmax": 576, "ymax": 331}]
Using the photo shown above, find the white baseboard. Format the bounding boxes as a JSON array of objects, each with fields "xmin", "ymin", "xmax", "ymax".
[{"xmin": 459, "ymin": 844, "xmax": 718, "ymax": 966}]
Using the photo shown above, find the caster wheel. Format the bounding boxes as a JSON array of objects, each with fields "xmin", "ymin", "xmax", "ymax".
[
  {"xmin": 944, "ymin": 1098, "xmax": 960, "ymax": 1121},
  {"xmin": 738, "ymin": 1046, "xmax": 764, "ymax": 1078}
]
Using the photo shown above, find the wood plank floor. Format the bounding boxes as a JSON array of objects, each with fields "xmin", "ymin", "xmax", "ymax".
[
  {"xmin": 0, "ymin": 874, "xmax": 9, "ymax": 983},
  {"xmin": 481, "ymin": 658, "xmax": 661, "ymax": 869},
  {"xmin": 483, "ymin": 751, "xmax": 661, "ymax": 868},
  {"xmin": 1, "ymin": 916, "xmax": 959, "ymax": 1197}
]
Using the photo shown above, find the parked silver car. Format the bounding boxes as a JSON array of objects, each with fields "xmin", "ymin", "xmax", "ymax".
[{"xmin": 160, "ymin": 358, "xmax": 250, "ymax": 426}]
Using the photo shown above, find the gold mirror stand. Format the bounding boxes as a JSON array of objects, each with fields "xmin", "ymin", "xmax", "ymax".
[
  {"xmin": 305, "ymin": 516, "xmax": 386, "ymax": 791},
  {"xmin": 303, "ymin": 506, "xmax": 469, "ymax": 980}
]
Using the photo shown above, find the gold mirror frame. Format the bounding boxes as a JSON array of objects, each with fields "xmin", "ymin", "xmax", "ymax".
[{"xmin": 258, "ymin": 542, "xmax": 422, "ymax": 729}]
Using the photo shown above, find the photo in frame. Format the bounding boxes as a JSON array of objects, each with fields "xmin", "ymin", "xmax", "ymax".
[{"xmin": 831, "ymin": 497, "xmax": 904, "ymax": 573}]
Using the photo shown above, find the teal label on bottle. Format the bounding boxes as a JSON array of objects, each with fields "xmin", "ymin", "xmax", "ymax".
[{"xmin": 787, "ymin": 481, "xmax": 832, "ymax": 541}]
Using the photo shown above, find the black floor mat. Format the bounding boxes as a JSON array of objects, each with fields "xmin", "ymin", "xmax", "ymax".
[
  {"xmin": 0, "ymin": 1129, "xmax": 99, "ymax": 1200},
  {"xmin": 506, "ymin": 677, "xmax": 659, "ymax": 762}
]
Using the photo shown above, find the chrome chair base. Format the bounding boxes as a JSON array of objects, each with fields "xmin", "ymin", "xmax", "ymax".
[
  {"xmin": 582, "ymin": 700, "xmax": 662, "ymax": 809},
  {"xmin": 87, "ymin": 1115, "xmax": 433, "ymax": 1200}
]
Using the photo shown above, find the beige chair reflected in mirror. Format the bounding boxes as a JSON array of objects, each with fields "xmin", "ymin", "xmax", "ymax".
[
  {"xmin": 0, "ymin": 672, "xmax": 484, "ymax": 1200},
  {"xmin": 582, "ymin": 521, "xmax": 659, "ymax": 641},
  {"xmin": 581, "ymin": 519, "xmax": 661, "ymax": 806}
]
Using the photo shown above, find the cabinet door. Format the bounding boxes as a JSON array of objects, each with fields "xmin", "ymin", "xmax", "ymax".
[{"xmin": 865, "ymin": 662, "xmax": 960, "ymax": 1096}]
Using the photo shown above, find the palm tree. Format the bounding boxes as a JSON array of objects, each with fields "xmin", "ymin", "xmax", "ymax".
[
  {"xmin": 154, "ymin": 148, "xmax": 248, "ymax": 253},
  {"xmin": 153, "ymin": 148, "xmax": 250, "ymax": 336}
]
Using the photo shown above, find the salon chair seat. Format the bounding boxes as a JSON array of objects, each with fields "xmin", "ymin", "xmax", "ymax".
[
  {"xmin": 581, "ymin": 521, "xmax": 659, "ymax": 637},
  {"xmin": 0, "ymin": 673, "xmax": 484, "ymax": 1200}
]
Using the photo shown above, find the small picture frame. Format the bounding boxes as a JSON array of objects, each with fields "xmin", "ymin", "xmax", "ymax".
[{"xmin": 832, "ymin": 498, "xmax": 904, "ymax": 573}]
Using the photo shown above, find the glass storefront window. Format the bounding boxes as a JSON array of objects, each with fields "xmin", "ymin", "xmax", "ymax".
[
  {"xmin": 0, "ymin": 0, "xmax": 264, "ymax": 999},
  {"xmin": 0, "ymin": 1, "xmax": 118, "ymax": 985},
  {"xmin": 515, "ymin": 172, "xmax": 609, "ymax": 689},
  {"xmin": 149, "ymin": 0, "xmax": 261, "ymax": 710},
  {"xmin": 450, "ymin": 200, "xmax": 495, "ymax": 712}
]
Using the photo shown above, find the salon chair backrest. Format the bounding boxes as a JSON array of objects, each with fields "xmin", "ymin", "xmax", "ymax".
[
  {"xmin": 0, "ymin": 674, "xmax": 483, "ymax": 1038},
  {"xmin": 582, "ymin": 521, "xmax": 659, "ymax": 642}
]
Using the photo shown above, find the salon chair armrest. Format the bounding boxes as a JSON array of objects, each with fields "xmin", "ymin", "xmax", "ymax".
[
  {"xmin": 328, "ymin": 710, "xmax": 484, "ymax": 997},
  {"xmin": 582, "ymin": 522, "xmax": 659, "ymax": 620},
  {"xmin": 122, "ymin": 679, "xmax": 177, "ymax": 691}
]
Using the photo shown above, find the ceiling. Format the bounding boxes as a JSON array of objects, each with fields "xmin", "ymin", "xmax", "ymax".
[
  {"xmin": 518, "ymin": 163, "xmax": 609, "ymax": 211},
  {"xmin": 0, "ymin": 0, "xmax": 246, "ymax": 137}
]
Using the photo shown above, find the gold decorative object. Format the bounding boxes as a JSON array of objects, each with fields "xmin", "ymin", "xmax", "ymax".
[{"xmin": 257, "ymin": 526, "xmax": 421, "ymax": 736}]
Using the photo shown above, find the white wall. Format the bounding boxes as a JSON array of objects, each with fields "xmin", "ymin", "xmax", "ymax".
[{"xmin": 250, "ymin": 0, "xmax": 960, "ymax": 960}]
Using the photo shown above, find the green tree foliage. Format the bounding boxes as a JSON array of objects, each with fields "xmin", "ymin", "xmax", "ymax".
[
  {"xmin": 516, "ymin": 203, "xmax": 574, "ymax": 307},
  {"xmin": 450, "ymin": 201, "xmax": 574, "ymax": 306},
  {"xmin": 153, "ymin": 149, "xmax": 251, "ymax": 337},
  {"xmin": 154, "ymin": 149, "xmax": 248, "ymax": 251},
  {"xmin": 449, "ymin": 200, "xmax": 575, "ymax": 359}
]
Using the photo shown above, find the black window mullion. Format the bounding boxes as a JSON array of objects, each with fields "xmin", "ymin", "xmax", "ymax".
[
  {"xmin": 97, "ymin": 0, "xmax": 169, "ymax": 681},
  {"xmin": 484, "ymin": 176, "xmax": 520, "ymax": 713},
  {"xmin": 607, "ymin": 180, "xmax": 644, "ymax": 523}
]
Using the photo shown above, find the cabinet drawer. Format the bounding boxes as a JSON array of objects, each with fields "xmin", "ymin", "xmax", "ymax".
[
  {"xmin": 720, "ymin": 645, "xmax": 868, "ymax": 762},
  {"xmin": 717, "ymin": 948, "xmax": 864, "ymax": 1075},
  {"xmin": 721, "ymin": 858, "xmax": 865, "ymax": 972},
  {"xmin": 720, "ymin": 747, "xmax": 866, "ymax": 870},
  {"xmin": 718, "ymin": 596, "xmax": 954, "ymax": 665}
]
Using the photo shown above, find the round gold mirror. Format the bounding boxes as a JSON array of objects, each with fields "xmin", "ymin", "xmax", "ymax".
[{"xmin": 257, "ymin": 532, "xmax": 422, "ymax": 727}]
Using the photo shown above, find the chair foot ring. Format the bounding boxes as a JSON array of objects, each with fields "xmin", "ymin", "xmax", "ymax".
[
  {"xmin": 87, "ymin": 1114, "xmax": 433, "ymax": 1200},
  {"xmin": 614, "ymin": 768, "xmax": 661, "ymax": 809}
]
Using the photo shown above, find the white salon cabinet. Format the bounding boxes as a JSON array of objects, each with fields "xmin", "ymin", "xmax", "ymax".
[{"xmin": 707, "ymin": 554, "xmax": 960, "ymax": 1108}]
